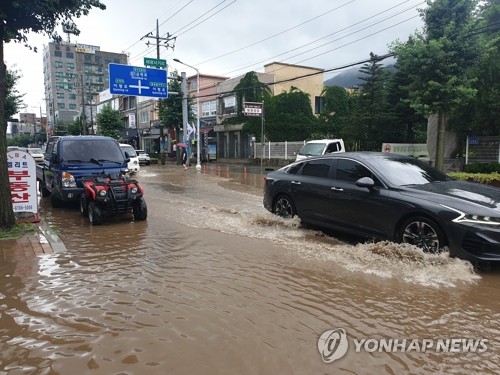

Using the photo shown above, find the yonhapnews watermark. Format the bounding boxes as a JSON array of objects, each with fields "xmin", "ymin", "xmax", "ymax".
[{"xmin": 318, "ymin": 328, "xmax": 488, "ymax": 364}]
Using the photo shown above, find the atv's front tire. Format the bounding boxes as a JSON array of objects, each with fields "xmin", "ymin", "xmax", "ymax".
[
  {"xmin": 88, "ymin": 202, "xmax": 103, "ymax": 225},
  {"xmin": 133, "ymin": 198, "xmax": 148, "ymax": 221},
  {"xmin": 80, "ymin": 194, "xmax": 88, "ymax": 216}
]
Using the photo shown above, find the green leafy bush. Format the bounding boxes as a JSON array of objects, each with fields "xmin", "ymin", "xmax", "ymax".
[
  {"xmin": 464, "ymin": 163, "xmax": 500, "ymax": 174},
  {"xmin": 448, "ymin": 171, "xmax": 500, "ymax": 184}
]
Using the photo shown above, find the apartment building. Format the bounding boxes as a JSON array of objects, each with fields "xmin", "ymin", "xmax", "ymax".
[{"xmin": 43, "ymin": 41, "xmax": 128, "ymax": 132}]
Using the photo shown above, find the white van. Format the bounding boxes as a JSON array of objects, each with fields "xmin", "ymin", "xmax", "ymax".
[
  {"xmin": 295, "ymin": 139, "xmax": 345, "ymax": 161},
  {"xmin": 119, "ymin": 143, "xmax": 140, "ymax": 174}
]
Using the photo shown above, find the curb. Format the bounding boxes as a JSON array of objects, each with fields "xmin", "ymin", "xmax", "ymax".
[{"xmin": 36, "ymin": 219, "xmax": 67, "ymax": 253}]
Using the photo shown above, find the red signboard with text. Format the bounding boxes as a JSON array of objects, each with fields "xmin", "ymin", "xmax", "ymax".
[{"xmin": 7, "ymin": 150, "xmax": 40, "ymax": 223}]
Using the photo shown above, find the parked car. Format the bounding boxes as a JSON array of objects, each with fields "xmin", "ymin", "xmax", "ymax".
[
  {"xmin": 119, "ymin": 143, "xmax": 140, "ymax": 174},
  {"xmin": 263, "ymin": 152, "xmax": 500, "ymax": 264},
  {"xmin": 136, "ymin": 149, "xmax": 151, "ymax": 165},
  {"xmin": 295, "ymin": 139, "xmax": 345, "ymax": 161}
]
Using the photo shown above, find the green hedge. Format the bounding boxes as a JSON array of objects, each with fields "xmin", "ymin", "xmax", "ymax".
[
  {"xmin": 464, "ymin": 162, "xmax": 500, "ymax": 174},
  {"xmin": 448, "ymin": 171, "xmax": 500, "ymax": 184}
]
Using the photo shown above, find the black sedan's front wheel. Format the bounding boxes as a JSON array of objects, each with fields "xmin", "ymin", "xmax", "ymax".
[
  {"xmin": 398, "ymin": 216, "xmax": 446, "ymax": 253},
  {"xmin": 273, "ymin": 195, "xmax": 296, "ymax": 218}
]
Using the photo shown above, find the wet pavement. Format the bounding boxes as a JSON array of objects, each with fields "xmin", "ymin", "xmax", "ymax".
[{"xmin": 0, "ymin": 163, "xmax": 499, "ymax": 374}]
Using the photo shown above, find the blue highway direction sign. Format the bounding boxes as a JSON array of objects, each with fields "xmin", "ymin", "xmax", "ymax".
[{"xmin": 109, "ymin": 63, "xmax": 168, "ymax": 98}]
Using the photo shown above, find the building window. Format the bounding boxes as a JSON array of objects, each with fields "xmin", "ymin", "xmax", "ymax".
[
  {"xmin": 69, "ymin": 104, "xmax": 77, "ymax": 110},
  {"xmin": 314, "ymin": 96, "xmax": 324, "ymax": 114},
  {"xmin": 202, "ymin": 100, "xmax": 217, "ymax": 117},
  {"xmin": 54, "ymin": 50, "xmax": 62, "ymax": 57},
  {"xmin": 140, "ymin": 111, "xmax": 149, "ymax": 124},
  {"xmin": 66, "ymin": 52, "xmax": 74, "ymax": 59},
  {"xmin": 84, "ymin": 54, "xmax": 91, "ymax": 62},
  {"xmin": 56, "ymin": 92, "xmax": 65, "ymax": 99},
  {"xmin": 55, "ymin": 71, "xmax": 64, "ymax": 80},
  {"xmin": 210, "ymin": 100, "xmax": 217, "ymax": 116},
  {"xmin": 67, "ymin": 62, "xmax": 75, "ymax": 70},
  {"xmin": 57, "ymin": 103, "xmax": 65, "ymax": 110},
  {"xmin": 188, "ymin": 79, "xmax": 198, "ymax": 92},
  {"xmin": 69, "ymin": 93, "xmax": 77, "ymax": 100},
  {"xmin": 54, "ymin": 61, "xmax": 63, "ymax": 68},
  {"xmin": 223, "ymin": 96, "xmax": 236, "ymax": 115}
]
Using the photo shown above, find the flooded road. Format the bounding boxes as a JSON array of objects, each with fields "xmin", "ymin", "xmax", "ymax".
[{"xmin": 1, "ymin": 163, "xmax": 499, "ymax": 374}]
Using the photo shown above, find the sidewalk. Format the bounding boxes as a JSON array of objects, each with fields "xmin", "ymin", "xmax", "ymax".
[{"xmin": 0, "ymin": 220, "xmax": 66, "ymax": 263}]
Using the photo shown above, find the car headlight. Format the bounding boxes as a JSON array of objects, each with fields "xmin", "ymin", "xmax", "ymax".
[
  {"xmin": 99, "ymin": 189, "xmax": 107, "ymax": 197},
  {"xmin": 61, "ymin": 172, "xmax": 76, "ymax": 188},
  {"xmin": 441, "ymin": 204, "xmax": 500, "ymax": 226},
  {"xmin": 130, "ymin": 187, "xmax": 138, "ymax": 194}
]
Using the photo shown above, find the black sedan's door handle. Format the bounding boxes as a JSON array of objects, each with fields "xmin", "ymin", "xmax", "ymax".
[
  {"xmin": 291, "ymin": 181, "xmax": 301, "ymax": 185},
  {"xmin": 331, "ymin": 187, "xmax": 343, "ymax": 192}
]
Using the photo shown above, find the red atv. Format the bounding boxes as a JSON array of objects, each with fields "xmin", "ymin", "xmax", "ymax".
[{"xmin": 80, "ymin": 172, "xmax": 147, "ymax": 225}]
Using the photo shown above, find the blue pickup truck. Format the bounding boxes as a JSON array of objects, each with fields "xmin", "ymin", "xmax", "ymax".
[{"xmin": 37, "ymin": 136, "xmax": 129, "ymax": 207}]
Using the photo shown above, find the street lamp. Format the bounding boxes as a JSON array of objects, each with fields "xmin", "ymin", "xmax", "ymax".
[{"xmin": 173, "ymin": 58, "xmax": 201, "ymax": 171}]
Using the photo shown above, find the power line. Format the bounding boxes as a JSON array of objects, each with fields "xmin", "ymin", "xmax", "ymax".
[
  {"xmin": 140, "ymin": 19, "xmax": 177, "ymax": 59},
  {"xmin": 195, "ymin": 0, "xmax": 357, "ymax": 66},
  {"xmin": 171, "ymin": 0, "xmax": 236, "ymax": 37},
  {"xmin": 188, "ymin": 53, "xmax": 395, "ymax": 102},
  {"xmin": 219, "ymin": 3, "xmax": 422, "ymax": 77}
]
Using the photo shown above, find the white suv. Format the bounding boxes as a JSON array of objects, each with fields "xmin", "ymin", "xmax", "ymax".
[
  {"xmin": 295, "ymin": 139, "xmax": 345, "ymax": 161},
  {"xmin": 136, "ymin": 150, "xmax": 151, "ymax": 165},
  {"xmin": 119, "ymin": 143, "xmax": 140, "ymax": 174}
]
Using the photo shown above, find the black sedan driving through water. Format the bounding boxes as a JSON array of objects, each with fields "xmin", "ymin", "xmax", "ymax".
[{"xmin": 263, "ymin": 152, "xmax": 500, "ymax": 264}]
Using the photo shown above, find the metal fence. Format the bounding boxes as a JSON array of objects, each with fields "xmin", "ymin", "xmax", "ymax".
[
  {"xmin": 253, "ymin": 141, "xmax": 306, "ymax": 160},
  {"xmin": 467, "ymin": 136, "xmax": 500, "ymax": 164}
]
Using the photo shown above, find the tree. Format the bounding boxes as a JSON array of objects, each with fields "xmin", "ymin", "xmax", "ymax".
[
  {"xmin": 5, "ymin": 69, "xmax": 23, "ymax": 119},
  {"xmin": 451, "ymin": 0, "xmax": 500, "ymax": 137},
  {"xmin": 355, "ymin": 53, "xmax": 395, "ymax": 150},
  {"xmin": 318, "ymin": 85, "xmax": 355, "ymax": 142},
  {"xmin": 384, "ymin": 65, "xmax": 427, "ymax": 144},
  {"xmin": 158, "ymin": 71, "xmax": 185, "ymax": 141},
  {"xmin": 265, "ymin": 88, "xmax": 317, "ymax": 141},
  {"xmin": 391, "ymin": 0, "xmax": 479, "ymax": 170},
  {"xmin": 96, "ymin": 104, "xmax": 122, "ymax": 139},
  {"xmin": 225, "ymin": 71, "xmax": 271, "ymax": 141},
  {"xmin": 0, "ymin": 0, "xmax": 106, "ymax": 229}
]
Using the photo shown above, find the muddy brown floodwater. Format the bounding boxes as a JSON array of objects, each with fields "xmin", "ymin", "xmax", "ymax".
[{"xmin": 1, "ymin": 163, "xmax": 499, "ymax": 374}]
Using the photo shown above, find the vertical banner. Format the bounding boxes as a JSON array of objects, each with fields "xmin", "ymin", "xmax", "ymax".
[
  {"xmin": 7, "ymin": 150, "xmax": 40, "ymax": 222},
  {"xmin": 129, "ymin": 113, "xmax": 136, "ymax": 128}
]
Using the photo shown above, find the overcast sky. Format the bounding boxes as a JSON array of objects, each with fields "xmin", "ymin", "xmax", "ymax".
[{"xmin": 5, "ymin": 0, "xmax": 426, "ymax": 117}]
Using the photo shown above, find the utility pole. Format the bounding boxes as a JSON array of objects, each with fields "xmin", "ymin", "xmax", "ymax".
[
  {"xmin": 141, "ymin": 19, "xmax": 176, "ymax": 60},
  {"xmin": 141, "ymin": 19, "xmax": 176, "ymax": 164},
  {"xmin": 80, "ymin": 74, "xmax": 86, "ymax": 135},
  {"xmin": 181, "ymin": 72, "xmax": 188, "ymax": 147}
]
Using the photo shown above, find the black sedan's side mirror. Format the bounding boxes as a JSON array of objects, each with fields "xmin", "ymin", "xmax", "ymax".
[{"xmin": 356, "ymin": 177, "xmax": 375, "ymax": 189}]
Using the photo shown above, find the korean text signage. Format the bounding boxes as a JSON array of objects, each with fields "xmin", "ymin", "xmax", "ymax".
[
  {"xmin": 144, "ymin": 57, "xmax": 167, "ymax": 69},
  {"xmin": 243, "ymin": 102, "xmax": 263, "ymax": 117},
  {"xmin": 109, "ymin": 63, "xmax": 168, "ymax": 98},
  {"xmin": 7, "ymin": 150, "xmax": 39, "ymax": 222}
]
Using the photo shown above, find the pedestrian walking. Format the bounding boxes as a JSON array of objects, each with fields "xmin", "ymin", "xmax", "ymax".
[{"xmin": 182, "ymin": 147, "xmax": 188, "ymax": 170}]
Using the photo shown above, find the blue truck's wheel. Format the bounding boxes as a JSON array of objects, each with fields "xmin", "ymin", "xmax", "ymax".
[
  {"xmin": 39, "ymin": 181, "xmax": 50, "ymax": 197},
  {"xmin": 50, "ymin": 189, "xmax": 64, "ymax": 208}
]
